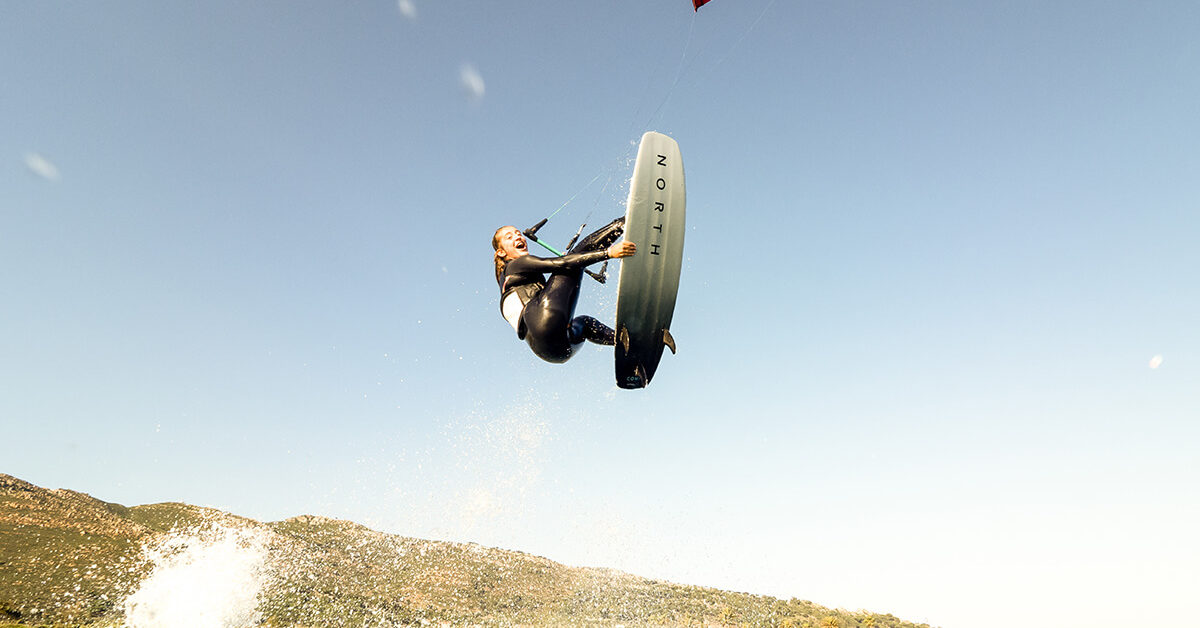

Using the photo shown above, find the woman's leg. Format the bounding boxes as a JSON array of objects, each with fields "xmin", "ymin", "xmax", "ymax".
[
  {"xmin": 521, "ymin": 217, "xmax": 624, "ymax": 363},
  {"xmin": 569, "ymin": 216, "xmax": 625, "ymax": 254},
  {"xmin": 568, "ymin": 315, "xmax": 615, "ymax": 346},
  {"xmin": 521, "ymin": 270, "xmax": 585, "ymax": 363}
]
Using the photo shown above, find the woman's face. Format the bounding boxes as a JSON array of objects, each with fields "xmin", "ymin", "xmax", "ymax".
[{"xmin": 495, "ymin": 226, "xmax": 529, "ymax": 260}]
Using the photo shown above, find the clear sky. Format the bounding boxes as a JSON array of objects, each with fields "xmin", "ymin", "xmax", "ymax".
[{"xmin": 4, "ymin": 2, "xmax": 1198, "ymax": 627}]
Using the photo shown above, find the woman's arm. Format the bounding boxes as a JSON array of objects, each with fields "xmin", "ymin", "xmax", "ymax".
[
  {"xmin": 506, "ymin": 242, "xmax": 634, "ymax": 275},
  {"xmin": 506, "ymin": 249, "xmax": 609, "ymax": 274}
]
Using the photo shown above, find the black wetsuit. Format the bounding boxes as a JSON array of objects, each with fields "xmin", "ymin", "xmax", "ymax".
[{"xmin": 497, "ymin": 218, "xmax": 623, "ymax": 363}]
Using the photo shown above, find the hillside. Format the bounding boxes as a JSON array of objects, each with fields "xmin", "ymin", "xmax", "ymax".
[{"xmin": 0, "ymin": 474, "xmax": 933, "ymax": 627}]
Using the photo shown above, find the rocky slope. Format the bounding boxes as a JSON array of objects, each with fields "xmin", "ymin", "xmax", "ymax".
[{"xmin": 0, "ymin": 474, "xmax": 932, "ymax": 627}]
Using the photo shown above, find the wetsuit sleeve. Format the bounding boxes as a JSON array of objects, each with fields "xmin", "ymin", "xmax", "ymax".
[{"xmin": 505, "ymin": 250, "xmax": 608, "ymax": 275}]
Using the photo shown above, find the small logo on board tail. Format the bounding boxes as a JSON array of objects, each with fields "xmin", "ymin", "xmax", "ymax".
[
  {"xmin": 621, "ymin": 367, "xmax": 647, "ymax": 389},
  {"xmin": 617, "ymin": 360, "xmax": 648, "ymax": 389}
]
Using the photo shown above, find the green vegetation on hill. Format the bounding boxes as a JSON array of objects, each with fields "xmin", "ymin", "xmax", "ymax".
[{"xmin": 0, "ymin": 475, "xmax": 934, "ymax": 627}]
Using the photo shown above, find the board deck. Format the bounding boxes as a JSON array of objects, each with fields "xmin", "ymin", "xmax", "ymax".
[{"xmin": 614, "ymin": 131, "xmax": 686, "ymax": 389}]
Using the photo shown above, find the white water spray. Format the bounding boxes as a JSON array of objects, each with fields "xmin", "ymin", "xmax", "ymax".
[{"xmin": 122, "ymin": 525, "xmax": 271, "ymax": 628}]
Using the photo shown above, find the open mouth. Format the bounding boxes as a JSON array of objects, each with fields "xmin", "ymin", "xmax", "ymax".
[{"xmin": 514, "ymin": 238, "xmax": 527, "ymax": 250}]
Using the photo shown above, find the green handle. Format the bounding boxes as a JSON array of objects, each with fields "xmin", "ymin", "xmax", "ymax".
[{"xmin": 529, "ymin": 237, "xmax": 564, "ymax": 257}]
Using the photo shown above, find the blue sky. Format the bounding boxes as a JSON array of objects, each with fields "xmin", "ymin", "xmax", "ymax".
[{"xmin": 3, "ymin": 2, "xmax": 1198, "ymax": 627}]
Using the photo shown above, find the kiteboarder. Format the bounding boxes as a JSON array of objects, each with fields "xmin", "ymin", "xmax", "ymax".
[{"xmin": 492, "ymin": 218, "xmax": 635, "ymax": 363}]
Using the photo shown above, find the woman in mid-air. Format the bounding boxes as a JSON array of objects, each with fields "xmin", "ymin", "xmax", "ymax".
[{"xmin": 492, "ymin": 219, "xmax": 635, "ymax": 363}]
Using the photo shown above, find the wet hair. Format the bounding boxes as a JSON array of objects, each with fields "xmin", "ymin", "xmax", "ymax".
[{"xmin": 492, "ymin": 226, "xmax": 511, "ymax": 287}]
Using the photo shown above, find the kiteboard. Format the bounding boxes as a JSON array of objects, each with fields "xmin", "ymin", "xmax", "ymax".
[{"xmin": 614, "ymin": 131, "xmax": 686, "ymax": 389}]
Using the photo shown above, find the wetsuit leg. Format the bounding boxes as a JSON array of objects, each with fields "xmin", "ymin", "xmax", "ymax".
[
  {"xmin": 519, "ymin": 216, "xmax": 624, "ymax": 363},
  {"xmin": 521, "ymin": 269, "xmax": 585, "ymax": 363},
  {"xmin": 569, "ymin": 216, "xmax": 625, "ymax": 253},
  {"xmin": 568, "ymin": 315, "xmax": 616, "ymax": 346}
]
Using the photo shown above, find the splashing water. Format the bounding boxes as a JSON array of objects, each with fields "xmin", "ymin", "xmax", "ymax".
[
  {"xmin": 123, "ymin": 525, "xmax": 271, "ymax": 628},
  {"xmin": 441, "ymin": 399, "xmax": 551, "ymax": 541}
]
